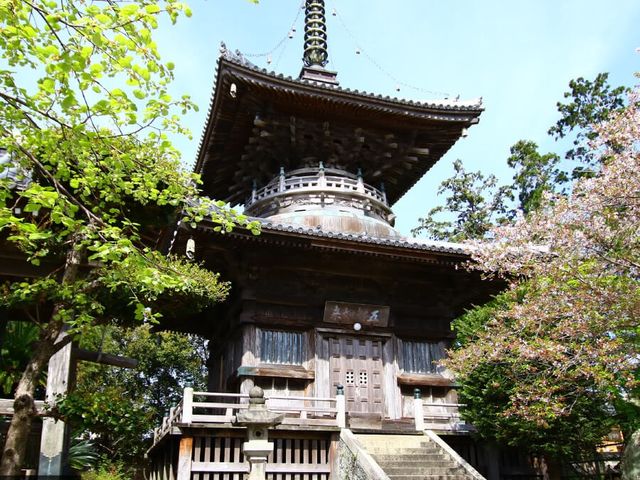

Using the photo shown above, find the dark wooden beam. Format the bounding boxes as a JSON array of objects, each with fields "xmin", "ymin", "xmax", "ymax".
[
  {"xmin": 73, "ymin": 348, "xmax": 139, "ymax": 369},
  {"xmin": 396, "ymin": 373, "xmax": 454, "ymax": 387}
]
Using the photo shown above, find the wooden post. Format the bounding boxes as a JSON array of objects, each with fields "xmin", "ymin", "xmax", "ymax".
[
  {"xmin": 38, "ymin": 332, "xmax": 74, "ymax": 476},
  {"xmin": 176, "ymin": 436, "xmax": 193, "ymax": 480},
  {"xmin": 336, "ymin": 384, "xmax": 346, "ymax": 428},
  {"xmin": 182, "ymin": 387, "xmax": 193, "ymax": 424},
  {"xmin": 413, "ymin": 388, "xmax": 425, "ymax": 432}
]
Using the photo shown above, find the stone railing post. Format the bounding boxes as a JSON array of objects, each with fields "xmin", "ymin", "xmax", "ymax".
[
  {"xmin": 182, "ymin": 387, "xmax": 193, "ymax": 424},
  {"xmin": 414, "ymin": 388, "xmax": 425, "ymax": 431},
  {"xmin": 336, "ymin": 384, "xmax": 346, "ymax": 428}
]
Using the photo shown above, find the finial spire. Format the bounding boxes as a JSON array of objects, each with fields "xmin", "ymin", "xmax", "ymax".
[
  {"xmin": 299, "ymin": 0, "xmax": 338, "ymax": 85},
  {"xmin": 303, "ymin": 1, "xmax": 329, "ymax": 68}
]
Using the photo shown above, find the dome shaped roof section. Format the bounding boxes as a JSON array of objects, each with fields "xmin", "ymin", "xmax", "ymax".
[{"xmin": 245, "ymin": 166, "xmax": 401, "ymax": 238}]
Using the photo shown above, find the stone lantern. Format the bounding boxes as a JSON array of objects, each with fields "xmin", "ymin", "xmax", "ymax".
[{"xmin": 235, "ymin": 387, "xmax": 284, "ymax": 480}]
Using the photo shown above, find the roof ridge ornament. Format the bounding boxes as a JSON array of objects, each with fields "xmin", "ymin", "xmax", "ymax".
[{"xmin": 299, "ymin": 0, "xmax": 339, "ymax": 85}]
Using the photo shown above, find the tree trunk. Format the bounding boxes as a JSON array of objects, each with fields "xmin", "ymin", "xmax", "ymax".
[
  {"xmin": 0, "ymin": 244, "xmax": 83, "ymax": 476},
  {"xmin": 0, "ymin": 324, "xmax": 61, "ymax": 476}
]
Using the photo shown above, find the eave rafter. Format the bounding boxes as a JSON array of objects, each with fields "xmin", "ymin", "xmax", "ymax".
[{"xmin": 196, "ymin": 57, "xmax": 483, "ymax": 206}]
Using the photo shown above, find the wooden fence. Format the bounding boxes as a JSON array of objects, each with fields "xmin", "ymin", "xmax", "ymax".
[{"xmin": 153, "ymin": 389, "xmax": 345, "ymax": 446}]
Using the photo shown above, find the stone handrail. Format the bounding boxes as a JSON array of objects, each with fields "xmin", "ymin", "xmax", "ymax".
[
  {"xmin": 425, "ymin": 430, "xmax": 486, "ymax": 480},
  {"xmin": 339, "ymin": 429, "xmax": 391, "ymax": 480}
]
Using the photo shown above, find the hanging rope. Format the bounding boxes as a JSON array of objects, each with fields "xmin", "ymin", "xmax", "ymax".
[
  {"xmin": 240, "ymin": 1, "xmax": 305, "ymax": 60},
  {"xmin": 329, "ymin": 2, "xmax": 451, "ymax": 98}
]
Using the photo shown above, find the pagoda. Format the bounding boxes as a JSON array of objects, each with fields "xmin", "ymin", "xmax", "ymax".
[{"xmin": 147, "ymin": 3, "xmax": 526, "ymax": 479}]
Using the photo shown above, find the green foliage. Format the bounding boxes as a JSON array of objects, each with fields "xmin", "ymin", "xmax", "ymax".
[
  {"xmin": 80, "ymin": 462, "xmax": 127, "ymax": 480},
  {"xmin": 0, "ymin": 321, "xmax": 40, "ymax": 395},
  {"xmin": 446, "ymin": 82, "xmax": 640, "ymax": 461},
  {"xmin": 506, "ymin": 141, "xmax": 567, "ymax": 215},
  {"xmin": 0, "ymin": 0, "xmax": 260, "ymax": 332},
  {"xmin": 0, "ymin": 1, "xmax": 258, "ymax": 472},
  {"xmin": 414, "ymin": 73, "xmax": 627, "ymax": 242},
  {"xmin": 548, "ymin": 73, "xmax": 629, "ymax": 178},
  {"xmin": 451, "ymin": 286, "xmax": 527, "ymax": 349},
  {"xmin": 68, "ymin": 439, "xmax": 99, "ymax": 472},
  {"xmin": 57, "ymin": 324, "xmax": 207, "ymax": 469},
  {"xmin": 457, "ymin": 361, "xmax": 615, "ymax": 458},
  {"xmin": 412, "ymin": 159, "xmax": 512, "ymax": 241}
]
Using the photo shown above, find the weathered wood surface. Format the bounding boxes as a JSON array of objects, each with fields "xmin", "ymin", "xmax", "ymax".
[
  {"xmin": 179, "ymin": 434, "xmax": 332, "ymax": 480},
  {"xmin": 176, "ymin": 436, "xmax": 193, "ymax": 480},
  {"xmin": 397, "ymin": 372, "xmax": 454, "ymax": 387},
  {"xmin": 237, "ymin": 364, "xmax": 314, "ymax": 380},
  {"xmin": 73, "ymin": 348, "xmax": 138, "ymax": 369},
  {"xmin": 39, "ymin": 333, "xmax": 73, "ymax": 476},
  {"xmin": 0, "ymin": 398, "xmax": 45, "ymax": 416}
]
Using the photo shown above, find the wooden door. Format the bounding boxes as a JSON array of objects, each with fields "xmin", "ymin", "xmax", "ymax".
[{"xmin": 328, "ymin": 336, "xmax": 384, "ymax": 414}]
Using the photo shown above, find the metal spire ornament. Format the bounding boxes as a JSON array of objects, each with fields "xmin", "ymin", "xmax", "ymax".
[{"xmin": 299, "ymin": 0, "xmax": 339, "ymax": 85}]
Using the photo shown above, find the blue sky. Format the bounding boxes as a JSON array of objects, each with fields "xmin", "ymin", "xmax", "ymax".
[{"xmin": 155, "ymin": 0, "xmax": 640, "ymax": 236}]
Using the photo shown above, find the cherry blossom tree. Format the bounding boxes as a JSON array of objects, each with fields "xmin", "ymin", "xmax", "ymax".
[{"xmin": 446, "ymin": 82, "xmax": 640, "ymax": 475}]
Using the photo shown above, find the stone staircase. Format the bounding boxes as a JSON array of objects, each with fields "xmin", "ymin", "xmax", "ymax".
[{"xmin": 356, "ymin": 434, "xmax": 482, "ymax": 480}]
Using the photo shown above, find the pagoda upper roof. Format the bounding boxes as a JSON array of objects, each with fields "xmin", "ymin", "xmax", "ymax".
[{"xmin": 195, "ymin": 50, "xmax": 483, "ymax": 205}]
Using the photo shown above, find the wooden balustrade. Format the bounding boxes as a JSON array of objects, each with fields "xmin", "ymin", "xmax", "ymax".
[
  {"xmin": 247, "ymin": 171, "xmax": 388, "ymax": 207},
  {"xmin": 152, "ymin": 388, "xmax": 345, "ymax": 448},
  {"xmin": 411, "ymin": 389, "xmax": 469, "ymax": 432}
]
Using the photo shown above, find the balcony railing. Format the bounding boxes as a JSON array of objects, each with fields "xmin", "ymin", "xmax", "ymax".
[
  {"xmin": 152, "ymin": 388, "xmax": 345, "ymax": 446},
  {"xmin": 246, "ymin": 168, "xmax": 389, "ymax": 210}
]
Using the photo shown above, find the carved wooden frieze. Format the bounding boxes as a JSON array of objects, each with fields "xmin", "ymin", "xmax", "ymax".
[{"xmin": 323, "ymin": 301, "xmax": 390, "ymax": 327}]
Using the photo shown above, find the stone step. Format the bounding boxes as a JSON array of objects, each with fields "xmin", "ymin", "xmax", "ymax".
[
  {"xmin": 387, "ymin": 476, "xmax": 472, "ymax": 480},
  {"xmin": 365, "ymin": 446, "xmax": 443, "ymax": 455},
  {"xmin": 384, "ymin": 465, "xmax": 464, "ymax": 474},
  {"xmin": 355, "ymin": 433, "xmax": 480, "ymax": 480},
  {"xmin": 373, "ymin": 454, "xmax": 449, "ymax": 463}
]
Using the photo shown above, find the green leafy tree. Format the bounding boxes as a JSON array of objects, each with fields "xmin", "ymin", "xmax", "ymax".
[
  {"xmin": 0, "ymin": 0, "xmax": 258, "ymax": 474},
  {"xmin": 450, "ymin": 289, "xmax": 618, "ymax": 462},
  {"xmin": 415, "ymin": 74, "xmax": 628, "ymax": 243},
  {"xmin": 411, "ymin": 159, "xmax": 512, "ymax": 241},
  {"xmin": 506, "ymin": 141, "xmax": 567, "ymax": 216},
  {"xmin": 0, "ymin": 321, "xmax": 41, "ymax": 395},
  {"xmin": 548, "ymin": 72, "xmax": 629, "ymax": 178},
  {"xmin": 56, "ymin": 324, "xmax": 209, "ymax": 470}
]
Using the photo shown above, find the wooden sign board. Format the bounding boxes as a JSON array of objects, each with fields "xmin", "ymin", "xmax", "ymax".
[{"xmin": 323, "ymin": 301, "xmax": 390, "ymax": 327}]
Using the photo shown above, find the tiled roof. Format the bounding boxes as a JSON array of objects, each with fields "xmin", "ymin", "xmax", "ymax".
[
  {"xmin": 195, "ymin": 48, "xmax": 483, "ymax": 173},
  {"xmin": 256, "ymin": 217, "xmax": 472, "ymax": 256}
]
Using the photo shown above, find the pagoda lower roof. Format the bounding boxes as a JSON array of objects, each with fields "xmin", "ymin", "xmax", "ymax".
[
  {"xmin": 181, "ymin": 214, "xmax": 473, "ymax": 264},
  {"xmin": 195, "ymin": 52, "xmax": 483, "ymax": 206}
]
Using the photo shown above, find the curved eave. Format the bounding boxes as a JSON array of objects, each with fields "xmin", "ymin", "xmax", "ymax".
[
  {"xmin": 187, "ymin": 217, "xmax": 472, "ymax": 266},
  {"xmin": 195, "ymin": 55, "xmax": 484, "ymax": 205}
]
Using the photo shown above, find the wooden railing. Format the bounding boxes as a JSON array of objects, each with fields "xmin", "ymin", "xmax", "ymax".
[
  {"xmin": 153, "ymin": 388, "xmax": 346, "ymax": 445},
  {"xmin": 0, "ymin": 398, "xmax": 45, "ymax": 416},
  {"xmin": 412, "ymin": 389, "xmax": 471, "ymax": 432},
  {"xmin": 246, "ymin": 170, "xmax": 389, "ymax": 208}
]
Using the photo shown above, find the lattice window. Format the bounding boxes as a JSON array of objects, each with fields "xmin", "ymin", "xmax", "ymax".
[
  {"xmin": 345, "ymin": 370, "xmax": 355, "ymax": 385},
  {"xmin": 401, "ymin": 340, "xmax": 446, "ymax": 374},
  {"xmin": 358, "ymin": 371, "xmax": 368, "ymax": 386},
  {"xmin": 259, "ymin": 330, "xmax": 306, "ymax": 365}
]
